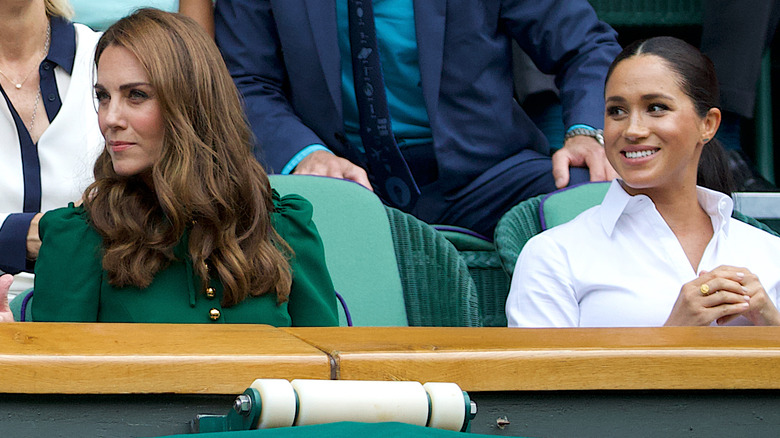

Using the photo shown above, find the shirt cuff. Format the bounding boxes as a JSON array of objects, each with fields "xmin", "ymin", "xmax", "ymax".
[
  {"xmin": 0, "ymin": 213, "xmax": 37, "ymax": 274},
  {"xmin": 566, "ymin": 124, "xmax": 597, "ymax": 133},
  {"xmin": 281, "ymin": 144, "xmax": 333, "ymax": 175}
]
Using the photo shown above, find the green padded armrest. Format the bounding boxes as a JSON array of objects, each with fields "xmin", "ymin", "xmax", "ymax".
[
  {"xmin": 9, "ymin": 289, "xmax": 33, "ymax": 321},
  {"xmin": 433, "ymin": 225, "xmax": 494, "ymax": 251}
]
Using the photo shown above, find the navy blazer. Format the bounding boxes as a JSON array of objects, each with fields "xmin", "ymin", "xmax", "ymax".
[{"xmin": 215, "ymin": 0, "xmax": 620, "ymax": 197}]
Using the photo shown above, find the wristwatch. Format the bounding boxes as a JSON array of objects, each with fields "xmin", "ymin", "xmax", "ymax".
[{"xmin": 564, "ymin": 127, "xmax": 604, "ymax": 147}]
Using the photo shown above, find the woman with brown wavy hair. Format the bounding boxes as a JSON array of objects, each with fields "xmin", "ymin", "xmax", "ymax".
[{"xmin": 0, "ymin": 8, "xmax": 338, "ymax": 325}]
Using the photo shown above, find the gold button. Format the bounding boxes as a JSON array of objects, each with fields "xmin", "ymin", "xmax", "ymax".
[
  {"xmin": 209, "ymin": 308, "xmax": 221, "ymax": 321},
  {"xmin": 205, "ymin": 287, "xmax": 216, "ymax": 299}
]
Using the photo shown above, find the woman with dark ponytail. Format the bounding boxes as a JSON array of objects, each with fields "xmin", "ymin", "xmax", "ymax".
[{"xmin": 507, "ymin": 37, "xmax": 780, "ymax": 328}]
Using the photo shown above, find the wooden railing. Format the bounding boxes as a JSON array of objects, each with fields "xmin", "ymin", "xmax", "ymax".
[
  {"xmin": 3, "ymin": 323, "xmax": 780, "ymax": 394},
  {"xmin": 0, "ymin": 323, "xmax": 329, "ymax": 394}
]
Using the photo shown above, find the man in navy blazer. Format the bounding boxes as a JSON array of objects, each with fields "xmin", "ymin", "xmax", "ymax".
[{"xmin": 215, "ymin": 0, "xmax": 621, "ymax": 237}]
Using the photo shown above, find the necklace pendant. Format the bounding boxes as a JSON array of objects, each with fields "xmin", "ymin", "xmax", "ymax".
[{"xmin": 15, "ymin": 83, "xmax": 21, "ymax": 89}]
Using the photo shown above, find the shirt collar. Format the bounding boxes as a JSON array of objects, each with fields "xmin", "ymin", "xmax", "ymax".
[
  {"xmin": 697, "ymin": 184, "xmax": 734, "ymax": 235},
  {"xmin": 46, "ymin": 16, "xmax": 76, "ymax": 75},
  {"xmin": 598, "ymin": 180, "xmax": 634, "ymax": 236},
  {"xmin": 598, "ymin": 179, "xmax": 734, "ymax": 236}
]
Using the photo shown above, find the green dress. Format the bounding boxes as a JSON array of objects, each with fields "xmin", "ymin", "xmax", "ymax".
[{"xmin": 31, "ymin": 192, "xmax": 339, "ymax": 326}]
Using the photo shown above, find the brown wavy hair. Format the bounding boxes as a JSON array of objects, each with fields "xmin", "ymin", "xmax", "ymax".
[{"xmin": 86, "ymin": 8, "xmax": 292, "ymax": 306}]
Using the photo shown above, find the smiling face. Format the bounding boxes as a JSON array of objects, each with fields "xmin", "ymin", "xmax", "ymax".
[
  {"xmin": 95, "ymin": 44, "xmax": 165, "ymax": 179},
  {"xmin": 604, "ymin": 54, "xmax": 720, "ymax": 197}
]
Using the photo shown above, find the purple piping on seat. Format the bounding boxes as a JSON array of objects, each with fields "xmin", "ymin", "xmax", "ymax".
[
  {"xmin": 19, "ymin": 290, "xmax": 33, "ymax": 322},
  {"xmin": 334, "ymin": 291, "xmax": 352, "ymax": 326},
  {"xmin": 432, "ymin": 225, "xmax": 491, "ymax": 242},
  {"xmin": 538, "ymin": 181, "xmax": 602, "ymax": 231}
]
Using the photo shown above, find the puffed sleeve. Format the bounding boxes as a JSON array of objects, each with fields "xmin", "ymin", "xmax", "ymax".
[
  {"xmin": 271, "ymin": 192, "xmax": 339, "ymax": 326},
  {"xmin": 32, "ymin": 204, "xmax": 103, "ymax": 322}
]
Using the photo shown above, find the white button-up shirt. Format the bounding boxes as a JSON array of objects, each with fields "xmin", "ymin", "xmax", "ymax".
[{"xmin": 506, "ymin": 180, "xmax": 780, "ymax": 327}]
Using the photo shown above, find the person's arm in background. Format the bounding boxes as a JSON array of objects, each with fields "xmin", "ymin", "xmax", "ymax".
[
  {"xmin": 503, "ymin": 0, "xmax": 621, "ymax": 187},
  {"xmin": 214, "ymin": 0, "xmax": 371, "ymax": 187},
  {"xmin": 0, "ymin": 213, "xmax": 43, "ymax": 274},
  {"xmin": 179, "ymin": 0, "xmax": 214, "ymax": 38},
  {"xmin": 213, "ymin": 0, "xmax": 333, "ymax": 171}
]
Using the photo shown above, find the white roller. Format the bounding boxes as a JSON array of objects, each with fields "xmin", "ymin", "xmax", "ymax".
[
  {"xmin": 249, "ymin": 379, "xmax": 297, "ymax": 429},
  {"xmin": 423, "ymin": 382, "xmax": 466, "ymax": 431},
  {"xmin": 290, "ymin": 379, "xmax": 429, "ymax": 426}
]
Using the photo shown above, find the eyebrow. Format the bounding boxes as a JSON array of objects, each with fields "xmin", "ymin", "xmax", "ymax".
[
  {"xmin": 606, "ymin": 93, "xmax": 674, "ymax": 104},
  {"xmin": 639, "ymin": 93, "xmax": 674, "ymax": 101},
  {"xmin": 93, "ymin": 82, "xmax": 153, "ymax": 91}
]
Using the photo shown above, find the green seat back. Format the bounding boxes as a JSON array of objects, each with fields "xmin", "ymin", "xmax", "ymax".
[
  {"xmin": 435, "ymin": 226, "xmax": 509, "ymax": 327},
  {"xmin": 495, "ymin": 182, "xmax": 628, "ymax": 277},
  {"xmin": 269, "ymin": 175, "xmax": 406, "ymax": 326},
  {"xmin": 386, "ymin": 208, "xmax": 481, "ymax": 327},
  {"xmin": 494, "ymin": 194, "xmax": 544, "ymax": 278},
  {"xmin": 539, "ymin": 182, "xmax": 609, "ymax": 230}
]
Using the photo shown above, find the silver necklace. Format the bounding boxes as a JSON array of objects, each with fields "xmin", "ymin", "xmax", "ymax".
[
  {"xmin": 0, "ymin": 22, "xmax": 51, "ymax": 90},
  {"xmin": 25, "ymin": 22, "xmax": 51, "ymax": 140},
  {"xmin": 28, "ymin": 89, "xmax": 41, "ymax": 137}
]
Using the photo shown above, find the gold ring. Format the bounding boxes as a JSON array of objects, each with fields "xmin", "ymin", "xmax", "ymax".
[{"xmin": 700, "ymin": 284, "xmax": 711, "ymax": 296}]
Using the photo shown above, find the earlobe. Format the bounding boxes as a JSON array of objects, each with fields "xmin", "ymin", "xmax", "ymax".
[{"xmin": 702, "ymin": 107, "xmax": 722, "ymax": 141}]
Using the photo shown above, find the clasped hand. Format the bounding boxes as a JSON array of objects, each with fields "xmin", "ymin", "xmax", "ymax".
[{"xmin": 665, "ymin": 265, "xmax": 780, "ymax": 326}]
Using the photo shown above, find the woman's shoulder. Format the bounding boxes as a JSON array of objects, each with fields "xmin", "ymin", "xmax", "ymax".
[
  {"xmin": 73, "ymin": 20, "xmax": 102, "ymax": 44},
  {"xmin": 519, "ymin": 204, "xmax": 604, "ymax": 262},
  {"xmin": 538, "ymin": 204, "xmax": 603, "ymax": 241},
  {"xmin": 41, "ymin": 203, "xmax": 88, "ymax": 223},
  {"xmin": 728, "ymin": 216, "xmax": 780, "ymax": 247},
  {"xmin": 270, "ymin": 190, "xmax": 317, "ymax": 238},
  {"xmin": 39, "ymin": 203, "xmax": 93, "ymax": 236},
  {"xmin": 271, "ymin": 190, "xmax": 314, "ymax": 221}
]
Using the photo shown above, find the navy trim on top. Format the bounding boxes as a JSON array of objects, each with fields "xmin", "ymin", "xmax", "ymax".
[
  {"xmin": 47, "ymin": 17, "xmax": 76, "ymax": 75},
  {"xmin": 41, "ymin": 16, "xmax": 75, "ymax": 123},
  {"xmin": 0, "ymin": 213, "xmax": 37, "ymax": 273},
  {"xmin": 0, "ymin": 88, "xmax": 40, "ymax": 213}
]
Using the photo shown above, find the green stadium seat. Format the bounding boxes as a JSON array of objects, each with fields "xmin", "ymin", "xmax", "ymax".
[
  {"xmin": 434, "ymin": 226, "xmax": 510, "ymax": 327},
  {"xmin": 270, "ymin": 175, "xmax": 480, "ymax": 327}
]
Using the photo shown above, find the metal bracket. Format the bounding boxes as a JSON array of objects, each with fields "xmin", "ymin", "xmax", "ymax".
[{"xmin": 191, "ymin": 388, "xmax": 262, "ymax": 433}]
